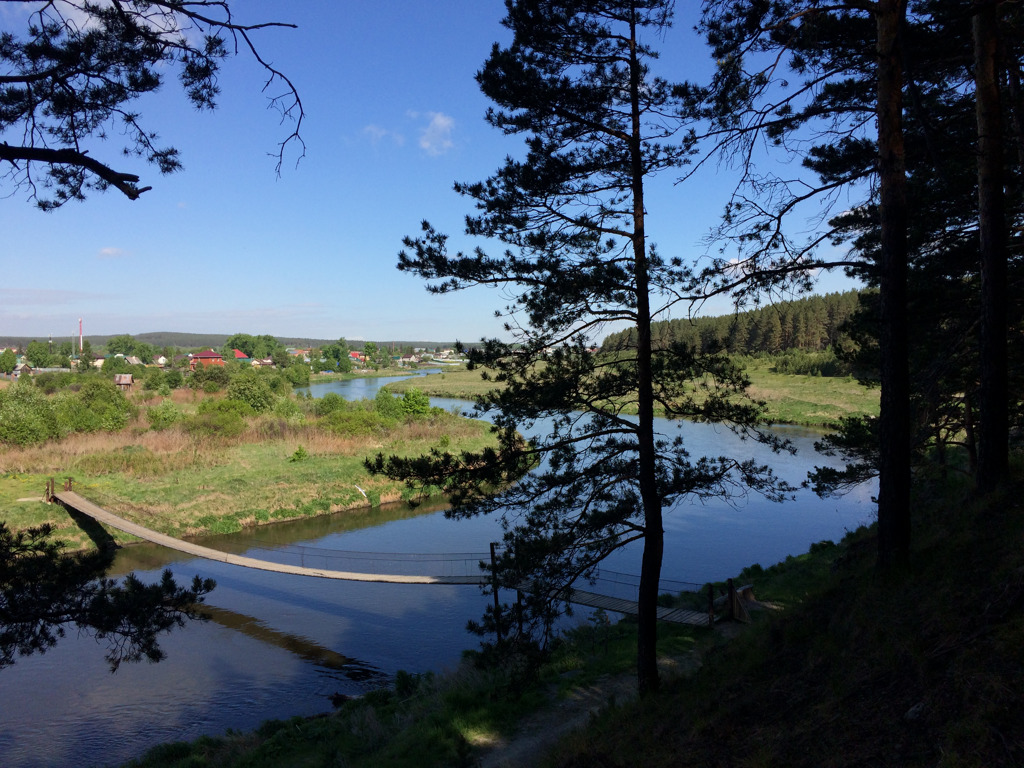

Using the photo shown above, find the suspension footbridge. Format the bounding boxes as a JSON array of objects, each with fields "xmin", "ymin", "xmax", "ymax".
[{"xmin": 50, "ymin": 485, "xmax": 715, "ymax": 627}]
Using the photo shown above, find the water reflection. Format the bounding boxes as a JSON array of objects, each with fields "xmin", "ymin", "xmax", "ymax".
[{"xmin": 1, "ymin": 372, "xmax": 877, "ymax": 768}]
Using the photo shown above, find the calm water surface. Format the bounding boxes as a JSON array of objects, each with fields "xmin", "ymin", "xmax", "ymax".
[{"xmin": 1, "ymin": 373, "xmax": 875, "ymax": 767}]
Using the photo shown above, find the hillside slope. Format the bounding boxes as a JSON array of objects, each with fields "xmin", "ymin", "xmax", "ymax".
[{"xmin": 547, "ymin": 476, "xmax": 1024, "ymax": 767}]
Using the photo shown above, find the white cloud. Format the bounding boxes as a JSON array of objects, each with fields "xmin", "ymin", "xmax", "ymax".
[
  {"xmin": 97, "ymin": 247, "xmax": 128, "ymax": 260},
  {"xmin": 412, "ymin": 111, "xmax": 455, "ymax": 156},
  {"xmin": 363, "ymin": 124, "xmax": 405, "ymax": 147}
]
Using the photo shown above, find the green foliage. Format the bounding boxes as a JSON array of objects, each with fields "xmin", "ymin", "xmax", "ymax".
[
  {"xmin": 770, "ymin": 348, "xmax": 852, "ymax": 377},
  {"xmin": 226, "ymin": 373, "xmax": 276, "ymax": 413},
  {"xmin": 323, "ymin": 408, "xmax": 394, "ymax": 437},
  {"xmin": 74, "ymin": 378, "xmax": 136, "ymax": 431},
  {"xmin": 0, "ymin": 522, "xmax": 215, "ymax": 670},
  {"xmin": 147, "ymin": 401, "xmax": 183, "ymax": 431},
  {"xmin": 314, "ymin": 391, "xmax": 347, "ymax": 416},
  {"xmin": 163, "ymin": 370, "xmax": 183, "ymax": 389},
  {"xmin": 189, "ymin": 364, "xmax": 230, "ymax": 390},
  {"xmin": 0, "ymin": 384, "xmax": 60, "ymax": 445},
  {"xmin": 282, "ymin": 363, "xmax": 310, "ymax": 388},
  {"xmin": 221, "ymin": 333, "xmax": 285, "ymax": 361},
  {"xmin": 273, "ymin": 396, "xmax": 303, "ymax": 421},
  {"xmin": 197, "ymin": 398, "xmax": 254, "ymax": 418},
  {"xmin": 288, "ymin": 446, "xmax": 309, "ymax": 463},
  {"xmin": 185, "ymin": 410, "xmax": 246, "ymax": 439},
  {"xmin": 0, "ymin": 348, "xmax": 17, "ymax": 375},
  {"xmin": 32, "ymin": 371, "xmax": 73, "ymax": 394},
  {"xmin": 374, "ymin": 387, "xmax": 404, "ymax": 420},
  {"xmin": 401, "ymin": 388, "xmax": 431, "ymax": 416}
]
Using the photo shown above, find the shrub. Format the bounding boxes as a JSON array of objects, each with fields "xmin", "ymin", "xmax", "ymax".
[
  {"xmin": 273, "ymin": 396, "xmax": 303, "ymax": 421},
  {"xmin": 401, "ymin": 388, "xmax": 431, "ymax": 416},
  {"xmin": 314, "ymin": 392, "xmax": 346, "ymax": 417},
  {"xmin": 163, "ymin": 370, "xmax": 183, "ymax": 389},
  {"xmin": 33, "ymin": 371, "xmax": 72, "ymax": 394},
  {"xmin": 227, "ymin": 373, "xmax": 276, "ymax": 413},
  {"xmin": 197, "ymin": 398, "xmax": 254, "ymax": 418},
  {"xmin": 147, "ymin": 401, "xmax": 182, "ymax": 431},
  {"xmin": 189, "ymin": 364, "xmax": 230, "ymax": 390},
  {"xmin": 771, "ymin": 348, "xmax": 851, "ymax": 377},
  {"xmin": 142, "ymin": 369, "xmax": 164, "ymax": 391},
  {"xmin": 185, "ymin": 410, "xmax": 245, "ymax": 439},
  {"xmin": 323, "ymin": 408, "xmax": 393, "ymax": 436},
  {"xmin": 374, "ymin": 387, "xmax": 404, "ymax": 419},
  {"xmin": 58, "ymin": 378, "xmax": 135, "ymax": 433},
  {"xmin": 0, "ymin": 384, "xmax": 59, "ymax": 445}
]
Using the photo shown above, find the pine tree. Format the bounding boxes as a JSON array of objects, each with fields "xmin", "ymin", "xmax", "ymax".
[{"xmin": 370, "ymin": 0, "xmax": 788, "ymax": 695}]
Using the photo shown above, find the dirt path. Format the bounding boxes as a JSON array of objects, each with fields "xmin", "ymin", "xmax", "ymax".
[{"xmin": 476, "ymin": 654, "xmax": 703, "ymax": 768}]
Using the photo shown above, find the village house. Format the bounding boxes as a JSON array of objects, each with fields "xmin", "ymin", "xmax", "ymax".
[{"xmin": 189, "ymin": 349, "xmax": 225, "ymax": 371}]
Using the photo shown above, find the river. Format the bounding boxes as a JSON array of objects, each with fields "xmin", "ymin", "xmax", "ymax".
[{"xmin": 0, "ymin": 372, "xmax": 876, "ymax": 767}]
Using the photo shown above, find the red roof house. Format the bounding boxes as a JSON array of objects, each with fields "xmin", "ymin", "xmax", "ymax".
[{"xmin": 189, "ymin": 349, "xmax": 225, "ymax": 371}]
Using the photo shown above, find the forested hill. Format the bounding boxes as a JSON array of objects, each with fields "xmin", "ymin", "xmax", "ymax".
[{"xmin": 600, "ymin": 290, "xmax": 864, "ymax": 356}]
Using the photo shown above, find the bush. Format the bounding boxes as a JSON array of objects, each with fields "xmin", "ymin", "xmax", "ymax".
[
  {"xmin": 771, "ymin": 348, "xmax": 851, "ymax": 377},
  {"xmin": 197, "ymin": 398, "xmax": 254, "ymax": 418},
  {"xmin": 33, "ymin": 371, "xmax": 72, "ymax": 394},
  {"xmin": 314, "ymin": 392, "xmax": 346, "ymax": 417},
  {"xmin": 71, "ymin": 378, "xmax": 135, "ymax": 431},
  {"xmin": 164, "ymin": 370, "xmax": 183, "ymax": 389},
  {"xmin": 185, "ymin": 410, "xmax": 245, "ymax": 439},
  {"xmin": 227, "ymin": 373, "xmax": 276, "ymax": 413},
  {"xmin": 0, "ymin": 384, "xmax": 59, "ymax": 445},
  {"xmin": 189, "ymin": 364, "xmax": 230, "ymax": 390},
  {"xmin": 273, "ymin": 396, "xmax": 303, "ymax": 421},
  {"xmin": 147, "ymin": 401, "xmax": 182, "ymax": 431},
  {"xmin": 142, "ymin": 369, "xmax": 164, "ymax": 391},
  {"xmin": 322, "ymin": 408, "xmax": 393, "ymax": 436},
  {"xmin": 401, "ymin": 388, "xmax": 431, "ymax": 416},
  {"xmin": 374, "ymin": 387, "xmax": 404, "ymax": 420}
]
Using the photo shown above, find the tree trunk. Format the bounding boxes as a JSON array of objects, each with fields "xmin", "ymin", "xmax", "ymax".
[
  {"xmin": 627, "ymin": 5, "xmax": 662, "ymax": 698},
  {"xmin": 875, "ymin": 0, "xmax": 911, "ymax": 569},
  {"xmin": 974, "ymin": 0, "xmax": 1009, "ymax": 493}
]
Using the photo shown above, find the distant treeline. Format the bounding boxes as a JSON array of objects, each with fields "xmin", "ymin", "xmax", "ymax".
[
  {"xmin": 601, "ymin": 290, "xmax": 864, "ymax": 358},
  {"xmin": 0, "ymin": 331, "xmax": 467, "ymax": 353}
]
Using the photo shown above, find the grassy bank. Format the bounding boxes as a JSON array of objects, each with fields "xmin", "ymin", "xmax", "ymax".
[
  {"xmin": 117, "ymin": 466, "xmax": 1023, "ymax": 768},
  {"xmin": 387, "ymin": 360, "xmax": 879, "ymax": 426},
  {"xmin": 0, "ymin": 389, "xmax": 495, "ymax": 549}
]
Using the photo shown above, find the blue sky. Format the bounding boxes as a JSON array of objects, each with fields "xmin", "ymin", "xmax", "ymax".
[{"xmin": 0, "ymin": 2, "xmax": 860, "ymax": 344}]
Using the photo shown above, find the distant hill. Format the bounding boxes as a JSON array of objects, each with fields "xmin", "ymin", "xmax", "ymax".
[{"xmin": 0, "ymin": 331, "xmax": 463, "ymax": 352}]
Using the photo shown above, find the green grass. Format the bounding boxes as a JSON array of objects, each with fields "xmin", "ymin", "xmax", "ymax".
[
  {"xmin": 0, "ymin": 400, "xmax": 496, "ymax": 545},
  {"xmin": 387, "ymin": 360, "xmax": 880, "ymax": 426}
]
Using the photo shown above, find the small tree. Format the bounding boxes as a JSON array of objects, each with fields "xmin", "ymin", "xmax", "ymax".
[
  {"xmin": 226, "ymin": 373, "xmax": 275, "ymax": 414},
  {"xmin": 0, "ymin": 349, "xmax": 16, "ymax": 376}
]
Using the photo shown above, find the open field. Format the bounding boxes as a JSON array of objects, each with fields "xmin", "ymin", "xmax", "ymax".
[
  {"xmin": 0, "ymin": 399, "xmax": 494, "ymax": 549},
  {"xmin": 390, "ymin": 361, "xmax": 880, "ymax": 426}
]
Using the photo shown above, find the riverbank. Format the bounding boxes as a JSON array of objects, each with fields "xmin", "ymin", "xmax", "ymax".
[
  {"xmin": 0, "ymin": 389, "xmax": 495, "ymax": 550},
  {"xmin": 119, "ymin": 471, "xmax": 1024, "ymax": 768},
  {"xmin": 384, "ymin": 360, "xmax": 879, "ymax": 427}
]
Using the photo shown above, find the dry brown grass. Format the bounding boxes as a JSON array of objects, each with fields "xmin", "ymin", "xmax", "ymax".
[{"xmin": 0, "ymin": 429, "xmax": 200, "ymax": 474}]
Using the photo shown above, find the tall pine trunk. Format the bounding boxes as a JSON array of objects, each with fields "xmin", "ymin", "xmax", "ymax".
[
  {"xmin": 875, "ymin": 0, "xmax": 912, "ymax": 569},
  {"xmin": 627, "ymin": 5, "xmax": 662, "ymax": 698},
  {"xmin": 974, "ymin": 0, "xmax": 1009, "ymax": 493}
]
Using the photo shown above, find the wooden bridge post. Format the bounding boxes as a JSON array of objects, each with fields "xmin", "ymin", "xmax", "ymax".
[
  {"xmin": 707, "ymin": 583, "xmax": 715, "ymax": 627},
  {"xmin": 490, "ymin": 542, "xmax": 503, "ymax": 643}
]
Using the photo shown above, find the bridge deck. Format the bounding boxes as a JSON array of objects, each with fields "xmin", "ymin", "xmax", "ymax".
[
  {"xmin": 54, "ymin": 491, "xmax": 484, "ymax": 585},
  {"xmin": 54, "ymin": 490, "xmax": 712, "ymax": 625}
]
